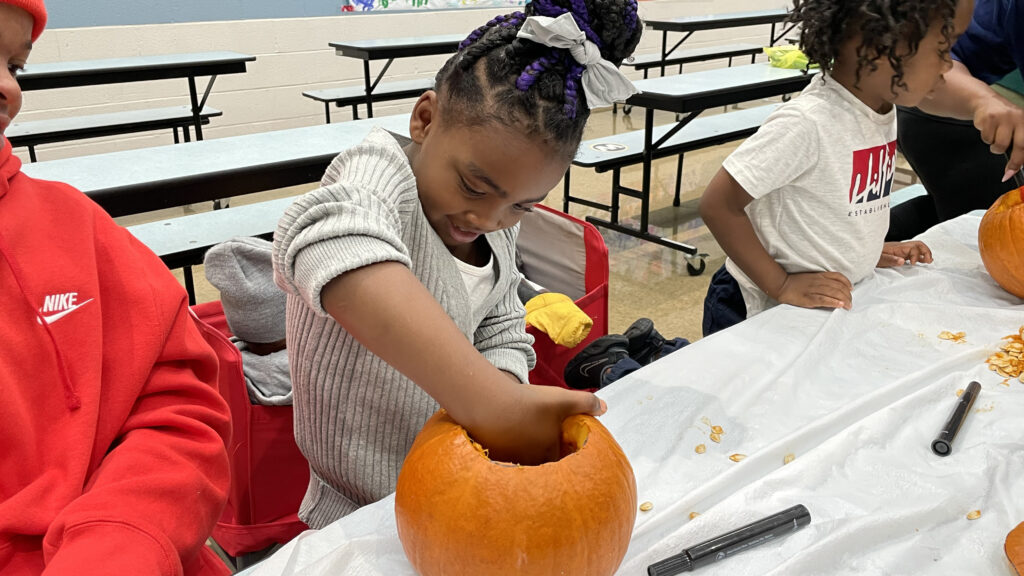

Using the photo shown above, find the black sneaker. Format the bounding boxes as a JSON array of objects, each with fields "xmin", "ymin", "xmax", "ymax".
[
  {"xmin": 563, "ymin": 335, "xmax": 630, "ymax": 390},
  {"xmin": 623, "ymin": 318, "xmax": 665, "ymax": 366}
]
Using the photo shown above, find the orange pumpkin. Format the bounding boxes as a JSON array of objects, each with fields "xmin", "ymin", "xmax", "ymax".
[
  {"xmin": 978, "ymin": 186, "xmax": 1024, "ymax": 298},
  {"xmin": 1008, "ymin": 522, "xmax": 1024, "ymax": 576},
  {"xmin": 395, "ymin": 410, "xmax": 637, "ymax": 576}
]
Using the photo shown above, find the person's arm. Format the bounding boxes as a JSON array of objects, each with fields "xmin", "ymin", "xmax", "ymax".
[
  {"xmin": 919, "ymin": 0, "xmax": 1024, "ymax": 178},
  {"xmin": 916, "ymin": 61, "xmax": 1024, "ymax": 179},
  {"xmin": 43, "ymin": 282, "xmax": 230, "ymax": 574},
  {"xmin": 275, "ymin": 162, "xmax": 602, "ymax": 466},
  {"xmin": 699, "ymin": 168, "xmax": 853, "ymax": 310},
  {"xmin": 322, "ymin": 261, "xmax": 602, "ymax": 465}
]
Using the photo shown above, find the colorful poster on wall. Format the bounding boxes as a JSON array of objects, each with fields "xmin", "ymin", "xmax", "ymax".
[{"xmin": 342, "ymin": 0, "xmax": 525, "ymax": 11}]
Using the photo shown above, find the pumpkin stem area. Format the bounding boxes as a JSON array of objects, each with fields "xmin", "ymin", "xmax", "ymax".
[
  {"xmin": 465, "ymin": 418, "xmax": 592, "ymax": 466},
  {"xmin": 994, "ymin": 186, "xmax": 1024, "ymax": 213}
]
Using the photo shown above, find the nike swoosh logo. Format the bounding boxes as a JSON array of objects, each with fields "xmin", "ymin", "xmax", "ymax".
[
  {"xmin": 579, "ymin": 359, "xmax": 606, "ymax": 377},
  {"xmin": 38, "ymin": 299, "xmax": 94, "ymax": 325}
]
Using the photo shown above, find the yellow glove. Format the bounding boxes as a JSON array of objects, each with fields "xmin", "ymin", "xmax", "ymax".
[
  {"xmin": 763, "ymin": 45, "xmax": 816, "ymax": 70},
  {"xmin": 524, "ymin": 292, "xmax": 593, "ymax": 348}
]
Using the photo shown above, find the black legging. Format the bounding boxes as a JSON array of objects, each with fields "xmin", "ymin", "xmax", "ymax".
[{"xmin": 887, "ymin": 106, "xmax": 1017, "ymax": 241}]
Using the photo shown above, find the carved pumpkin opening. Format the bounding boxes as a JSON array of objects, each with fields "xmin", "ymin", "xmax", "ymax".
[
  {"xmin": 462, "ymin": 415, "xmax": 592, "ymax": 466},
  {"xmin": 395, "ymin": 411, "xmax": 637, "ymax": 576}
]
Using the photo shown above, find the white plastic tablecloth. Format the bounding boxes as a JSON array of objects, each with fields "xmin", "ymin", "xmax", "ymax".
[{"xmin": 248, "ymin": 213, "xmax": 1024, "ymax": 576}]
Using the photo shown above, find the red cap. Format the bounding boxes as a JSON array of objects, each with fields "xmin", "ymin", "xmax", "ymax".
[{"xmin": 2, "ymin": 0, "xmax": 47, "ymax": 42}]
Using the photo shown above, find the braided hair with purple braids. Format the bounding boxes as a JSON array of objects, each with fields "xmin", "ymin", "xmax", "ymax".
[{"xmin": 434, "ymin": 0, "xmax": 642, "ymax": 160}]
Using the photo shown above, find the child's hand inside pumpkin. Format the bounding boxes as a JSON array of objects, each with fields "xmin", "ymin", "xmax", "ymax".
[{"xmin": 468, "ymin": 383, "xmax": 607, "ymax": 466}]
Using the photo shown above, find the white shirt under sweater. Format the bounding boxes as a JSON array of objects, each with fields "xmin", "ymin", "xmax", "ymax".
[
  {"xmin": 722, "ymin": 74, "xmax": 897, "ymax": 317},
  {"xmin": 455, "ymin": 252, "xmax": 497, "ymax": 319}
]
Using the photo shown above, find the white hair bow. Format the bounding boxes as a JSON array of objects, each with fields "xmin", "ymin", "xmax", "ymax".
[{"xmin": 516, "ymin": 12, "xmax": 640, "ymax": 109}]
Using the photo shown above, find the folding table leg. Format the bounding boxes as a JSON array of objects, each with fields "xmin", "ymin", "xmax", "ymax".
[
  {"xmin": 562, "ymin": 168, "xmax": 572, "ymax": 213},
  {"xmin": 363, "ymin": 61, "xmax": 375, "ymax": 118},
  {"xmin": 611, "ymin": 168, "xmax": 622, "ymax": 224},
  {"xmin": 674, "ymin": 155, "xmax": 684, "ymax": 207},
  {"xmin": 584, "ymin": 107, "xmax": 708, "ymax": 272},
  {"xmin": 659, "ymin": 31, "xmax": 668, "ymax": 77},
  {"xmin": 183, "ymin": 267, "xmax": 196, "ymax": 306},
  {"xmin": 28, "ymin": 146, "xmax": 37, "ymax": 163},
  {"xmin": 187, "ymin": 76, "xmax": 204, "ymax": 140}
]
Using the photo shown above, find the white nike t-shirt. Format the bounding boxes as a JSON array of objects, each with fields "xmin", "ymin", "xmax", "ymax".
[
  {"xmin": 722, "ymin": 74, "xmax": 896, "ymax": 316},
  {"xmin": 455, "ymin": 253, "xmax": 496, "ymax": 319}
]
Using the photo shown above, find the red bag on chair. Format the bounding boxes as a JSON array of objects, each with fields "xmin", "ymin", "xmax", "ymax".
[
  {"xmin": 519, "ymin": 205, "xmax": 609, "ymax": 389},
  {"xmin": 190, "ymin": 301, "xmax": 309, "ymax": 557}
]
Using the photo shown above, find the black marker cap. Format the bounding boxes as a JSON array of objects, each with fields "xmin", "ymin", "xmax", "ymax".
[{"xmin": 648, "ymin": 551, "xmax": 693, "ymax": 576}]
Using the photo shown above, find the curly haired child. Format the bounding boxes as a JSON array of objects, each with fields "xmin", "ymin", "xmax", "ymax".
[{"xmin": 700, "ymin": 0, "xmax": 974, "ymax": 336}]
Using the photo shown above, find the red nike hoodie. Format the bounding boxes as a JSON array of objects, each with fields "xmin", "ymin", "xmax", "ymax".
[{"xmin": 0, "ymin": 138, "xmax": 232, "ymax": 576}]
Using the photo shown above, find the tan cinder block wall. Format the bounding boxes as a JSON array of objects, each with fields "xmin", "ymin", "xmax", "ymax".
[{"xmin": 16, "ymin": 0, "xmax": 787, "ymax": 162}]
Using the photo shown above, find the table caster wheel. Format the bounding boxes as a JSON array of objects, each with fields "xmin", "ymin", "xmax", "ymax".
[{"xmin": 685, "ymin": 254, "xmax": 708, "ymax": 276}]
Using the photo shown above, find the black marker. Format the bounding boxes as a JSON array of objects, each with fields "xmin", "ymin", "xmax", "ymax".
[
  {"xmin": 931, "ymin": 380, "xmax": 981, "ymax": 456},
  {"xmin": 647, "ymin": 504, "xmax": 811, "ymax": 576}
]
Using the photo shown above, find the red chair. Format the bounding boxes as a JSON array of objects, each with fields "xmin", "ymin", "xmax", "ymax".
[
  {"xmin": 189, "ymin": 301, "xmax": 309, "ymax": 562},
  {"xmin": 518, "ymin": 205, "xmax": 610, "ymax": 389}
]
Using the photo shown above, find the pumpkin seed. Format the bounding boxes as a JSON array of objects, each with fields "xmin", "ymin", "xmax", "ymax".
[
  {"xmin": 986, "ymin": 326, "xmax": 1024, "ymax": 379},
  {"xmin": 729, "ymin": 453, "xmax": 746, "ymax": 462},
  {"xmin": 967, "ymin": 510, "xmax": 981, "ymax": 520},
  {"xmin": 695, "ymin": 444, "xmax": 706, "ymax": 454},
  {"xmin": 639, "ymin": 501, "xmax": 653, "ymax": 512},
  {"xmin": 783, "ymin": 453, "xmax": 795, "ymax": 465},
  {"xmin": 711, "ymin": 425, "xmax": 724, "ymax": 435},
  {"xmin": 938, "ymin": 331, "xmax": 967, "ymax": 343},
  {"xmin": 956, "ymin": 389, "xmax": 964, "ymax": 397},
  {"xmin": 689, "ymin": 512, "xmax": 700, "ymax": 520},
  {"xmin": 709, "ymin": 433, "xmax": 722, "ymax": 443}
]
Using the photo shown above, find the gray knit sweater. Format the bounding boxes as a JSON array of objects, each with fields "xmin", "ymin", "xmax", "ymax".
[{"xmin": 273, "ymin": 127, "xmax": 536, "ymax": 528}]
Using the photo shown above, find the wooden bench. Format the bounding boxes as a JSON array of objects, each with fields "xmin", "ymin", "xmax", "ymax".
[
  {"xmin": 625, "ymin": 43, "xmax": 763, "ymax": 79},
  {"xmin": 7, "ymin": 105, "xmax": 222, "ymax": 162},
  {"xmin": 302, "ymin": 78, "xmax": 433, "ymax": 123},
  {"xmin": 564, "ymin": 103, "xmax": 777, "ymax": 219}
]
